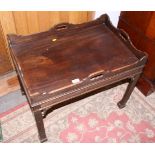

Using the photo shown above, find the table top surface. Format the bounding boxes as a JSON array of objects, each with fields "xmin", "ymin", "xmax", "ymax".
[{"xmin": 8, "ymin": 16, "xmax": 139, "ymax": 98}]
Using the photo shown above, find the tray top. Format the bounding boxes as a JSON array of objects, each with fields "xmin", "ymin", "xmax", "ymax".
[{"xmin": 8, "ymin": 15, "xmax": 140, "ymax": 96}]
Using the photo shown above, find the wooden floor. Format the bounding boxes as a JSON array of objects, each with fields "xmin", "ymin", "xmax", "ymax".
[{"xmin": 0, "ymin": 71, "xmax": 20, "ymax": 97}]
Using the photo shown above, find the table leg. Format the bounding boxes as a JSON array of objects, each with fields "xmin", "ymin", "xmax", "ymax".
[
  {"xmin": 33, "ymin": 110, "xmax": 47, "ymax": 142},
  {"xmin": 117, "ymin": 74, "xmax": 141, "ymax": 109},
  {"xmin": 17, "ymin": 74, "xmax": 25, "ymax": 95}
]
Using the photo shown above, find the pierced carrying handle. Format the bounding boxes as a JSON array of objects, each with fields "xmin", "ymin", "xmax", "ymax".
[
  {"xmin": 119, "ymin": 29, "xmax": 131, "ymax": 42},
  {"xmin": 88, "ymin": 70, "xmax": 105, "ymax": 81},
  {"xmin": 54, "ymin": 23, "xmax": 73, "ymax": 31}
]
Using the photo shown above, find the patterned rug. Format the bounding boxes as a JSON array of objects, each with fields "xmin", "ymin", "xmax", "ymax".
[{"xmin": 0, "ymin": 83, "xmax": 155, "ymax": 143}]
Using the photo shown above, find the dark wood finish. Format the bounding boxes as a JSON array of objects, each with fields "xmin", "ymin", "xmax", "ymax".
[
  {"xmin": 118, "ymin": 11, "xmax": 155, "ymax": 96},
  {"xmin": 0, "ymin": 22, "xmax": 12, "ymax": 75},
  {"xmin": 117, "ymin": 74, "xmax": 141, "ymax": 109},
  {"xmin": 0, "ymin": 12, "xmax": 94, "ymax": 76},
  {"xmin": 7, "ymin": 14, "xmax": 147, "ymax": 142},
  {"xmin": 33, "ymin": 110, "xmax": 47, "ymax": 142}
]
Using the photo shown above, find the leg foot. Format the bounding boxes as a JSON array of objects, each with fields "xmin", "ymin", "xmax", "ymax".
[
  {"xmin": 33, "ymin": 110, "xmax": 47, "ymax": 142},
  {"xmin": 17, "ymin": 75, "xmax": 25, "ymax": 95},
  {"xmin": 21, "ymin": 90, "xmax": 25, "ymax": 95},
  {"xmin": 40, "ymin": 137, "xmax": 48, "ymax": 143},
  {"xmin": 117, "ymin": 101, "xmax": 126, "ymax": 109},
  {"xmin": 117, "ymin": 74, "xmax": 141, "ymax": 109}
]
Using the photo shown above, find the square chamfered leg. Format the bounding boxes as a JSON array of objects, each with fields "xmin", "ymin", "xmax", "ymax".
[
  {"xmin": 117, "ymin": 74, "xmax": 141, "ymax": 109},
  {"xmin": 33, "ymin": 110, "xmax": 47, "ymax": 142},
  {"xmin": 16, "ymin": 74, "xmax": 25, "ymax": 95}
]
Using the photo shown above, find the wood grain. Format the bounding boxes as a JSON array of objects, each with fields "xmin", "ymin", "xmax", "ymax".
[
  {"xmin": 118, "ymin": 11, "xmax": 155, "ymax": 96},
  {"xmin": 37, "ymin": 12, "xmax": 51, "ymax": 32},
  {"xmin": 0, "ymin": 22, "xmax": 12, "ymax": 75},
  {"xmin": 0, "ymin": 11, "xmax": 94, "ymax": 36},
  {"xmin": 49, "ymin": 11, "xmax": 60, "ymax": 27},
  {"xmin": 0, "ymin": 12, "xmax": 16, "ymax": 35},
  {"xmin": 8, "ymin": 14, "xmax": 146, "ymax": 102},
  {"xmin": 0, "ymin": 11, "xmax": 94, "ymax": 75},
  {"xmin": 59, "ymin": 11, "xmax": 69, "ymax": 23},
  {"xmin": 0, "ymin": 11, "xmax": 16, "ymax": 71},
  {"xmin": 69, "ymin": 11, "xmax": 80, "ymax": 24},
  {"xmin": 26, "ymin": 12, "xmax": 40, "ymax": 34},
  {"xmin": 13, "ymin": 11, "xmax": 28, "ymax": 35},
  {"xmin": 7, "ymin": 14, "xmax": 147, "ymax": 142},
  {"xmin": 145, "ymin": 13, "xmax": 155, "ymax": 39}
]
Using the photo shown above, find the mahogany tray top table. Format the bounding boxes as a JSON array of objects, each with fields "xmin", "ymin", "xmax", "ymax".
[{"xmin": 7, "ymin": 14, "xmax": 147, "ymax": 142}]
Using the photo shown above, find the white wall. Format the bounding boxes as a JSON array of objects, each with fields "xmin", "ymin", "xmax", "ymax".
[{"xmin": 95, "ymin": 11, "xmax": 121, "ymax": 27}]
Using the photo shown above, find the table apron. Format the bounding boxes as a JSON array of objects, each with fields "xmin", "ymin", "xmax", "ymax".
[{"xmin": 33, "ymin": 66, "xmax": 144, "ymax": 110}]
